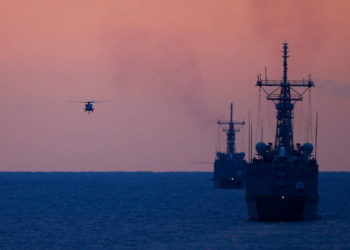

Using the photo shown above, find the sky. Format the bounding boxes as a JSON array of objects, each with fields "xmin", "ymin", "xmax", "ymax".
[{"xmin": 0, "ymin": 0, "xmax": 349, "ymax": 171}]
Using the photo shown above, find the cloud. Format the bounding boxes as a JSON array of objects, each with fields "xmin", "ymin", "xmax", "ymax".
[
  {"xmin": 317, "ymin": 81, "xmax": 350, "ymax": 99},
  {"xmin": 103, "ymin": 27, "xmax": 216, "ymax": 126}
]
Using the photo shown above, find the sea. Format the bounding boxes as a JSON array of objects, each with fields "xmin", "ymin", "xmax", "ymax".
[{"xmin": 0, "ymin": 172, "xmax": 349, "ymax": 250}]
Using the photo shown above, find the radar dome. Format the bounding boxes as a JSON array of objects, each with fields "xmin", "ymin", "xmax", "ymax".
[
  {"xmin": 216, "ymin": 152, "xmax": 224, "ymax": 158},
  {"xmin": 256, "ymin": 142, "xmax": 267, "ymax": 155},
  {"xmin": 302, "ymin": 143, "xmax": 313, "ymax": 154}
]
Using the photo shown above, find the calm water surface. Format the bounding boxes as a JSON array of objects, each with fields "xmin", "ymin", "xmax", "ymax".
[{"xmin": 0, "ymin": 172, "xmax": 349, "ymax": 250}]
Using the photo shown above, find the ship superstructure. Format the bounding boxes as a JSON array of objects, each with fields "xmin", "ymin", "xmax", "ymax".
[
  {"xmin": 245, "ymin": 43, "xmax": 318, "ymax": 220},
  {"xmin": 213, "ymin": 103, "xmax": 246, "ymax": 189}
]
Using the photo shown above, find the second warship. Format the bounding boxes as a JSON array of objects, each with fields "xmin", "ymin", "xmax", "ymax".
[
  {"xmin": 245, "ymin": 43, "xmax": 319, "ymax": 220},
  {"xmin": 213, "ymin": 103, "xmax": 247, "ymax": 189}
]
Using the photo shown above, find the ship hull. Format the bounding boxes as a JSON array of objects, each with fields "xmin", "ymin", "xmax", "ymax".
[
  {"xmin": 245, "ymin": 157, "xmax": 319, "ymax": 221},
  {"xmin": 246, "ymin": 195, "xmax": 318, "ymax": 221},
  {"xmin": 213, "ymin": 158, "xmax": 246, "ymax": 189}
]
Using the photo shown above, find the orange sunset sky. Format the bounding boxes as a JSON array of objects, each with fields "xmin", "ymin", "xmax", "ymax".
[{"xmin": 0, "ymin": 0, "xmax": 349, "ymax": 171}]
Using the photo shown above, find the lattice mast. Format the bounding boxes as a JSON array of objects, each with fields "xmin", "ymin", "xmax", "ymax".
[
  {"xmin": 218, "ymin": 103, "xmax": 245, "ymax": 154},
  {"xmin": 256, "ymin": 43, "xmax": 315, "ymax": 152}
]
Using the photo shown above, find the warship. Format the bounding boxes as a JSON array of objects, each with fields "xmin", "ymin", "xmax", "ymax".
[
  {"xmin": 245, "ymin": 43, "xmax": 319, "ymax": 220},
  {"xmin": 213, "ymin": 103, "xmax": 247, "ymax": 189}
]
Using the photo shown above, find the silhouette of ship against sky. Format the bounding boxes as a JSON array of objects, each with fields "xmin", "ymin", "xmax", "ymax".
[
  {"xmin": 245, "ymin": 43, "xmax": 318, "ymax": 220},
  {"xmin": 213, "ymin": 103, "xmax": 247, "ymax": 189}
]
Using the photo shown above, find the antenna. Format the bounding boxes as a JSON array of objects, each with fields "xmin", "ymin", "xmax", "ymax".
[
  {"xmin": 282, "ymin": 42, "xmax": 289, "ymax": 85},
  {"xmin": 251, "ymin": 122, "xmax": 253, "ymax": 162},
  {"xmin": 248, "ymin": 111, "xmax": 253, "ymax": 163},
  {"xmin": 248, "ymin": 111, "xmax": 251, "ymax": 163},
  {"xmin": 256, "ymin": 85, "xmax": 263, "ymax": 142},
  {"xmin": 308, "ymin": 87, "xmax": 313, "ymax": 142},
  {"xmin": 315, "ymin": 112, "xmax": 318, "ymax": 160},
  {"xmin": 262, "ymin": 66, "xmax": 267, "ymax": 143}
]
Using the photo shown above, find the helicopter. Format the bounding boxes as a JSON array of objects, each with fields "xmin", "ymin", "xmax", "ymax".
[{"xmin": 71, "ymin": 100, "xmax": 109, "ymax": 114}]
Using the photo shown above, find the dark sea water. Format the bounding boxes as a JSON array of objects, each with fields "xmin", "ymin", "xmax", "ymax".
[{"xmin": 0, "ymin": 172, "xmax": 349, "ymax": 250}]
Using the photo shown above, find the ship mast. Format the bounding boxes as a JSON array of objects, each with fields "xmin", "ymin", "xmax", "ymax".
[
  {"xmin": 276, "ymin": 43, "xmax": 294, "ymax": 151},
  {"xmin": 257, "ymin": 43, "xmax": 315, "ymax": 152},
  {"xmin": 218, "ymin": 103, "xmax": 245, "ymax": 154}
]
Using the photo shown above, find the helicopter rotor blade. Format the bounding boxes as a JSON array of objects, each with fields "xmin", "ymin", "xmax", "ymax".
[
  {"xmin": 69, "ymin": 100, "xmax": 88, "ymax": 103},
  {"xmin": 69, "ymin": 100, "xmax": 109, "ymax": 104},
  {"xmin": 91, "ymin": 100, "xmax": 109, "ymax": 103}
]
